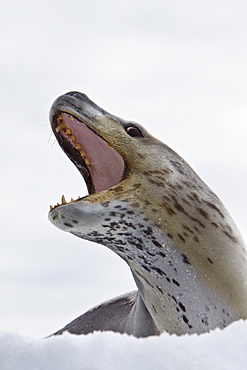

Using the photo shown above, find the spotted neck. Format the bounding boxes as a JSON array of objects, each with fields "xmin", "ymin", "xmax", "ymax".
[{"xmin": 49, "ymin": 172, "xmax": 244, "ymax": 335}]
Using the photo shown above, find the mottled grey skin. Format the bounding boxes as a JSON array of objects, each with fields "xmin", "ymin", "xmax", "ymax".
[{"xmin": 49, "ymin": 92, "xmax": 247, "ymax": 337}]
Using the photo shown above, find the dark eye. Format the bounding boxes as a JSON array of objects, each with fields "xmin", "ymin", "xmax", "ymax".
[{"xmin": 126, "ymin": 126, "xmax": 143, "ymax": 138}]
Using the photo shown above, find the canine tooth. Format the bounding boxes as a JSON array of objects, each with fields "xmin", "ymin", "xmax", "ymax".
[
  {"xmin": 65, "ymin": 128, "xmax": 72, "ymax": 135},
  {"xmin": 56, "ymin": 122, "xmax": 67, "ymax": 132},
  {"xmin": 61, "ymin": 195, "xmax": 67, "ymax": 204},
  {"xmin": 80, "ymin": 150, "xmax": 86, "ymax": 157},
  {"xmin": 75, "ymin": 143, "xmax": 81, "ymax": 150},
  {"xmin": 50, "ymin": 205, "xmax": 53, "ymax": 210},
  {"xmin": 70, "ymin": 135, "xmax": 76, "ymax": 142},
  {"xmin": 85, "ymin": 158, "xmax": 91, "ymax": 165}
]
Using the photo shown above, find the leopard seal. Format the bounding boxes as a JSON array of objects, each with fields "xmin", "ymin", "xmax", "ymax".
[{"xmin": 48, "ymin": 91, "xmax": 247, "ymax": 337}]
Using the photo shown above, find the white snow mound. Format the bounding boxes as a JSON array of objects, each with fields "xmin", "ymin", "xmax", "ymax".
[{"xmin": 0, "ymin": 320, "xmax": 247, "ymax": 370}]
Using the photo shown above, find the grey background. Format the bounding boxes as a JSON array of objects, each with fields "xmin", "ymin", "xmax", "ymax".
[{"xmin": 1, "ymin": 0, "xmax": 247, "ymax": 337}]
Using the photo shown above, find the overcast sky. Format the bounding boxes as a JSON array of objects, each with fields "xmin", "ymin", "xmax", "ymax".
[{"xmin": 1, "ymin": 0, "xmax": 247, "ymax": 338}]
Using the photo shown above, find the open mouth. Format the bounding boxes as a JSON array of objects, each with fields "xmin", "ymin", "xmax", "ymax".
[{"xmin": 50, "ymin": 112, "xmax": 126, "ymax": 208}]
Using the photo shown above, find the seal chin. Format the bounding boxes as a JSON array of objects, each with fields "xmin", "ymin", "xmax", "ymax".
[{"xmin": 50, "ymin": 111, "xmax": 126, "ymax": 204}]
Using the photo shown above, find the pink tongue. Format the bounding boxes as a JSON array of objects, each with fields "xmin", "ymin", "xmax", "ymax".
[{"xmin": 60, "ymin": 113, "xmax": 125, "ymax": 192}]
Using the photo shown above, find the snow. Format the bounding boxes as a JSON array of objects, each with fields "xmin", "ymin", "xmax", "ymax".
[{"xmin": 0, "ymin": 320, "xmax": 246, "ymax": 370}]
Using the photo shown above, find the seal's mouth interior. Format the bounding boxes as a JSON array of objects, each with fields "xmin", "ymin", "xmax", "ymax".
[{"xmin": 50, "ymin": 112, "xmax": 125, "ymax": 208}]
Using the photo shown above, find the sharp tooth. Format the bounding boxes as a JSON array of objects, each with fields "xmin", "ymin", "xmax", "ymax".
[
  {"xmin": 56, "ymin": 122, "xmax": 67, "ymax": 132},
  {"xmin": 75, "ymin": 143, "xmax": 81, "ymax": 150},
  {"xmin": 70, "ymin": 135, "xmax": 76, "ymax": 142},
  {"xmin": 85, "ymin": 158, "xmax": 91, "ymax": 165},
  {"xmin": 80, "ymin": 150, "xmax": 86, "ymax": 157},
  {"xmin": 71, "ymin": 198, "xmax": 74, "ymax": 202},
  {"xmin": 50, "ymin": 205, "xmax": 53, "ymax": 210},
  {"xmin": 65, "ymin": 128, "xmax": 72, "ymax": 135},
  {"xmin": 61, "ymin": 195, "xmax": 67, "ymax": 204}
]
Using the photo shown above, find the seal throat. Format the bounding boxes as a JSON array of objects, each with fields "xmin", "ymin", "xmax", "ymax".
[{"xmin": 50, "ymin": 112, "xmax": 125, "ymax": 208}]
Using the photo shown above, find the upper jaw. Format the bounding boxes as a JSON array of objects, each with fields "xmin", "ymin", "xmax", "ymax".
[
  {"xmin": 49, "ymin": 91, "xmax": 126, "ymax": 131},
  {"xmin": 49, "ymin": 91, "xmax": 104, "ymax": 123}
]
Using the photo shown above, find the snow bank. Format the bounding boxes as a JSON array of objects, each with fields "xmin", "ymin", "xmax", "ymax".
[{"xmin": 0, "ymin": 320, "xmax": 246, "ymax": 370}]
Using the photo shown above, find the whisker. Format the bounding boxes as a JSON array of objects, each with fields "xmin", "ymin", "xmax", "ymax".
[
  {"xmin": 47, "ymin": 133, "xmax": 58, "ymax": 148},
  {"xmin": 47, "ymin": 133, "xmax": 53, "ymax": 142},
  {"xmin": 51, "ymin": 139, "xmax": 57, "ymax": 148}
]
